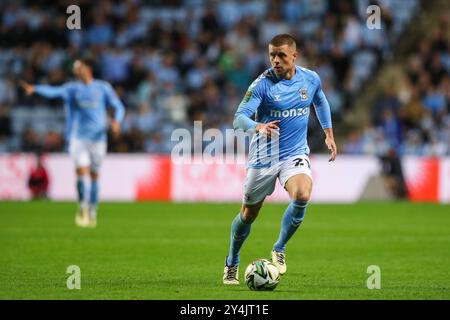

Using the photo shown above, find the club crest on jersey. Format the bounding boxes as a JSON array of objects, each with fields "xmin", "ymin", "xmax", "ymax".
[{"xmin": 299, "ymin": 88, "xmax": 309, "ymax": 101}]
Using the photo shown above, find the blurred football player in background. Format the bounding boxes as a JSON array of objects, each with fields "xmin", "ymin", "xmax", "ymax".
[{"xmin": 20, "ymin": 58, "xmax": 125, "ymax": 227}]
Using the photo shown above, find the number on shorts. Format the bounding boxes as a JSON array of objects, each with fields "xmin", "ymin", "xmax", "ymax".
[
  {"xmin": 293, "ymin": 158, "xmax": 303, "ymax": 166},
  {"xmin": 293, "ymin": 157, "xmax": 310, "ymax": 168}
]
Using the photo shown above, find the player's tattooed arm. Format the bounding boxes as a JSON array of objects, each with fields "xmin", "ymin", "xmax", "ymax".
[{"xmin": 324, "ymin": 128, "xmax": 337, "ymax": 162}]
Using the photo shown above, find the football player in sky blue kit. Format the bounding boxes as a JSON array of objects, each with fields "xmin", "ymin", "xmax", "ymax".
[
  {"xmin": 20, "ymin": 58, "xmax": 125, "ymax": 228},
  {"xmin": 223, "ymin": 34, "xmax": 337, "ymax": 284}
]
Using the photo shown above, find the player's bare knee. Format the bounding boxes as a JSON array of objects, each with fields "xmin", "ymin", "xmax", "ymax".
[
  {"xmin": 241, "ymin": 204, "xmax": 260, "ymax": 223},
  {"xmin": 241, "ymin": 209, "xmax": 257, "ymax": 223},
  {"xmin": 76, "ymin": 167, "xmax": 88, "ymax": 176},
  {"xmin": 290, "ymin": 189, "xmax": 311, "ymax": 202},
  {"xmin": 90, "ymin": 171, "xmax": 99, "ymax": 180}
]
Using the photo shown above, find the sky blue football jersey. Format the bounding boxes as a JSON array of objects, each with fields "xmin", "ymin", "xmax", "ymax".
[
  {"xmin": 35, "ymin": 80, "xmax": 125, "ymax": 142},
  {"xmin": 234, "ymin": 65, "xmax": 332, "ymax": 168}
]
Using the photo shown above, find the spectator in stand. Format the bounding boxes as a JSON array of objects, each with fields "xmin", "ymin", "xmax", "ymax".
[
  {"xmin": 380, "ymin": 109, "xmax": 403, "ymax": 150},
  {"xmin": 21, "ymin": 125, "xmax": 41, "ymax": 153},
  {"xmin": 0, "ymin": 104, "xmax": 12, "ymax": 140},
  {"xmin": 343, "ymin": 130, "xmax": 363, "ymax": 154},
  {"xmin": 372, "ymin": 86, "xmax": 402, "ymax": 126}
]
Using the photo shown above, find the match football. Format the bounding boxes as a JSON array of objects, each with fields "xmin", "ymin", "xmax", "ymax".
[{"xmin": 245, "ymin": 259, "xmax": 281, "ymax": 291}]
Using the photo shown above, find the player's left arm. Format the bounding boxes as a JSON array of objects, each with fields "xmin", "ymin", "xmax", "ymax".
[
  {"xmin": 104, "ymin": 83, "xmax": 125, "ymax": 137},
  {"xmin": 233, "ymin": 74, "xmax": 280, "ymax": 138},
  {"xmin": 312, "ymin": 74, "xmax": 337, "ymax": 162}
]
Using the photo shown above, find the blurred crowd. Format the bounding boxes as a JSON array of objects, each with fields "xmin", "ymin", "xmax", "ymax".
[
  {"xmin": 343, "ymin": 9, "xmax": 450, "ymax": 156},
  {"xmin": 1, "ymin": 0, "xmax": 443, "ymax": 156}
]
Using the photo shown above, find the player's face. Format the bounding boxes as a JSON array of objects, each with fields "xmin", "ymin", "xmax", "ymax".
[
  {"xmin": 73, "ymin": 60, "xmax": 83, "ymax": 79},
  {"xmin": 268, "ymin": 44, "xmax": 297, "ymax": 77},
  {"xmin": 73, "ymin": 60, "xmax": 91, "ymax": 80}
]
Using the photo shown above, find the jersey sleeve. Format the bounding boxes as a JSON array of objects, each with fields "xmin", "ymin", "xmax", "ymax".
[
  {"xmin": 34, "ymin": 83, "xmax": 71, "ymax": 100},
  {"xmin": 104, "ymin": 82, "xmax": 125, "ymax": 122},
  {"xmin": 312, "ymin": 72, "xmax": 332, "ymax": 129},
  {"xmin": 233, "ymin": 74, "xmax": 266, "ymax": 131}
]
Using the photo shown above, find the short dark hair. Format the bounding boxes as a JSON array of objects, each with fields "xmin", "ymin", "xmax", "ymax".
[
  {"xmin": 269, "ymin": 34, "xmax": 297, "ymax": 49},
  {"xmin": 77, "ymin": 57, "xmax": 96, "ymax": 72}
]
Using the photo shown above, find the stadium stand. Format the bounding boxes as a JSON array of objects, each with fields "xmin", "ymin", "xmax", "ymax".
[{"xmin": 1, "ymin": 0, "xmax": 447, "ymax": 156}]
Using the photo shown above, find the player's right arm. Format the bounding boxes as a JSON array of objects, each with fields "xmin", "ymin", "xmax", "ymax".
[
  {"xmin": 20, "ymin": 81, "xmax": 69, "ymax": 99},
  {"xmin": 103, "ymin": 82, "xmax": 125, "ymax": 138},
  {"xmin": 233, "ymin": 74, "xmax": 279, "ymax": 137}
]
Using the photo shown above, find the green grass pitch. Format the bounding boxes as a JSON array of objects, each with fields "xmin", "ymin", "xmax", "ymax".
[{"xmin": 1, "ymin": 201, "xmax": 449, "ymax": 299}]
